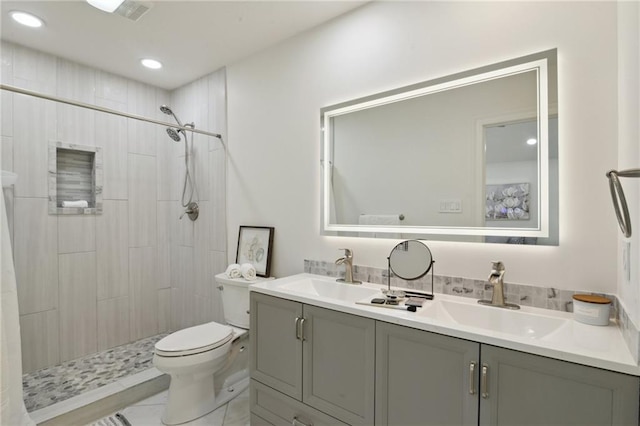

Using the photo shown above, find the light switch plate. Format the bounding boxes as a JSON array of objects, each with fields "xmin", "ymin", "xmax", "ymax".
[{"xmin": 439, "ymin": 198, "xmax": 462, "ymax": 213}]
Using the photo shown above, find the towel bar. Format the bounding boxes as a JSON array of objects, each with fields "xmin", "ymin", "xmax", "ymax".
[{"xmin": 606, "ymin": 168, "xmax": 640, "ymax": 237}]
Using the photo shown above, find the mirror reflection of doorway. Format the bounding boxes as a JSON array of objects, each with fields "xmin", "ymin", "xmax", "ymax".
[{"xmin": 483, "ymin": 117, "xmax": 558, "ymax": 244}]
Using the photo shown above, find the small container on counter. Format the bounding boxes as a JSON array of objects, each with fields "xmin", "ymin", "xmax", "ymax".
[{"xmin": 572, "ymin": 294, "xmax": 612, "ymax": 326}]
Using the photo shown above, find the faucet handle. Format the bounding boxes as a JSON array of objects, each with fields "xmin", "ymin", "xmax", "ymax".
[
  {"xmin": 491, "ymin": 261, "xmax": 505, "ymax": 271},
  {"xmin": 338, "ymin": 248, "xmax": 353, "ymax": 258}
]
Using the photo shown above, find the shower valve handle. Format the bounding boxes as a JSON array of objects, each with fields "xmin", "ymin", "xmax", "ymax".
[{"xmin": 180, "ymin": 202, "xmax": 199, "ymax": 221}]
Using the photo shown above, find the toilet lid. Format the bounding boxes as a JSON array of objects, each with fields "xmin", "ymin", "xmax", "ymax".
[{"xmin": 155, "ymin": 322, "xmax": 233, "ymax": 356}]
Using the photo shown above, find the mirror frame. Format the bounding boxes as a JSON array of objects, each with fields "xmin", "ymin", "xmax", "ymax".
[
  {"xmin": 321, "ymin": 49, "xmax": 556, "ymax": 240},
  {"xmin": 388, "ymin": 240, "xmax": 433, "ymax": 281}
]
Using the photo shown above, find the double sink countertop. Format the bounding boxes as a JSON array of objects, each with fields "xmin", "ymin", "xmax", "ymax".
[{"xmin": 249, "ymin": 273, "xmax": 639, "ymax": 376}]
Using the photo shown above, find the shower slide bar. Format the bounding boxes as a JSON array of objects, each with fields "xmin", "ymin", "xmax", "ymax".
[{"xmin": 0, "ymin": 83, "xmax": 222, "ymax": 140}]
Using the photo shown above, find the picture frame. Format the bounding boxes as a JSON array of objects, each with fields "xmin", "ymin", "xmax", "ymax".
[
  {"xmin": 485, "ymin": 182, "xmax": 530, "ymax": 220},
  {"xmin": 236, "ymin": 226, "xmax": 274, "ymax": 277}
]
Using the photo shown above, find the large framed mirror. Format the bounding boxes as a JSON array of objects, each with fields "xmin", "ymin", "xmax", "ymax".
[{"xmin": 321, "ymin": 49, "xmax": 558, "ymax": 245}]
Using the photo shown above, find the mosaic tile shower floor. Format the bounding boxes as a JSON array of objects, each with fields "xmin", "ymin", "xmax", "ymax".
[{"xmin": 23, "ymin": 333, "xmax": 168, "ymax": 412}]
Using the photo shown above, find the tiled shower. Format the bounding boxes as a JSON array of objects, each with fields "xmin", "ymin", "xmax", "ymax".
[{"xmin": 1, "ymin": 40, "xmax": 228, "ymax": 407}]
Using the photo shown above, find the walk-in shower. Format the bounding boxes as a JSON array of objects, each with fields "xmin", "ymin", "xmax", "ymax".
[
  {"xmin": 0, "ymin": 46, "xmax": 227, "ymax": 422},
  {"xmin": 160, "ymin": 104, "xmax": 199, "ymax": 221}
]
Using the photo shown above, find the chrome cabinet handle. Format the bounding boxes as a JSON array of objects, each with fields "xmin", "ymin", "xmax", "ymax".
[
  {"xmin": 469, "ymin": 362, "xmax": 477, "ymax": 395},
  {"xmin": 481, "ymin": 364, "xmax": 489, "ymax": 399},
  {"xmin": 299, "ymin": 318, "xmax": 306, "ymax": 341},
  {"xmin": 292, "ymin": 416, "xmax": 312, "ymax": 426},
  {"xmin": 295, "ymin": 317, "xmax": 301, "ymax": 340}
]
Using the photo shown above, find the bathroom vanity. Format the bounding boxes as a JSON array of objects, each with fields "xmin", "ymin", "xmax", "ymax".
[{"xmin": 249, "ymin": 274, "xmax": 640, "ymax": 426}]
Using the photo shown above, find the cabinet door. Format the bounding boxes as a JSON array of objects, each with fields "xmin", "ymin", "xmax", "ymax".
[
  {"xmin": 302, "ymin": 305, "xmax": 376, "ymax": 425},
  {"xmin": 375, "ymin": 322, "xmax": 480, "ymax": 426},
  {"xmin": 479, "ymin": 344, "xmax": 640, "ymax": 426},
  {"xmin": 250, "ymin": 293, "xmax": 303, "ymax": 399}
]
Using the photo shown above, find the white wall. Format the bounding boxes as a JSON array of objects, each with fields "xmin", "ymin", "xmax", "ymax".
[
  {"xmin": 617, "ymin": 1, "xmax": 640, "ymax": 325},
  {"xmin": 227, "ymin": 1, "xmax": 621, "ymax": 293}
]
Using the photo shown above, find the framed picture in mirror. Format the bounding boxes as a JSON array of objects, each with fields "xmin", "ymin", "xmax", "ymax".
[{"xmin": 485, "ymin": 183, "xmax": 530, "ymax": 220}]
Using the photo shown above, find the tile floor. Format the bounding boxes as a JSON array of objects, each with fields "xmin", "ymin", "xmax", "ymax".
[
  {"xmin": 111, "ymin": 388, "xmax": 250, "ymax": 426},
  {"xmin": 24, "ymin": 333, "xmax": 168, "ymax": 412}
]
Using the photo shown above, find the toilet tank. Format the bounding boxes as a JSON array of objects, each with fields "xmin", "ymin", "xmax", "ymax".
[{"xmin": 215, "ymin": 273, "xmax": 253, "ymax": 328}]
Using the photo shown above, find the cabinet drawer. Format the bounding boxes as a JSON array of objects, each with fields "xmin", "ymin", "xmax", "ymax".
[
  {"xmin": 251, "ymin": 412, "xmax": 274, "ymax": 425},
  {"xmin": 251, "ymin": 380, "xmax": 348, "ymax": 426}
]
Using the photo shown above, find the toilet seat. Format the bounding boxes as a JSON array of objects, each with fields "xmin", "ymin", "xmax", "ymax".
[{"xmin": 155, "ymin": 322, "xmax": 233, "ymax": 357}]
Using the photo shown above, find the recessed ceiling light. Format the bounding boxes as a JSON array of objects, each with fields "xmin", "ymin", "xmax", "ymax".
[
  {"xmin": 141, "ymin": 59, "xmax": 162, "ymax": 70},
  {"xmin": 526, "ymin": 138, "xmax": 537, "ymax": 146},
  {"xmin": 10, "ymin": 11, "xmax": 43, "ymax": 28},
  {"xmin": 86, "ymin": 0, "xmax": 125, "ymax": 13}
]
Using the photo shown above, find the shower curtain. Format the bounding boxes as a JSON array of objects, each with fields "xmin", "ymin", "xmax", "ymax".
[{"xmin": 0, "ymin": 190, "xmax": 35, "ymax": 425}]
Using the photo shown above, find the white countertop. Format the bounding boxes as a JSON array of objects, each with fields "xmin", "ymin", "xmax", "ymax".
[{"xmin": 249, "ymin": 273, "xmax": 640, "ymax": 376}]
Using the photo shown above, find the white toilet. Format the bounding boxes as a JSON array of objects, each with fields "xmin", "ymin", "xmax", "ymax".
[{"xmin": 153, "ymin": 273, "xmax": 256, "ymax": 425}]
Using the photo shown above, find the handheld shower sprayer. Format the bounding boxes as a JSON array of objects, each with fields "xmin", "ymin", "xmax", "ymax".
[
  {"xmin": 159, "ymin": 104, "xmax": 184, "ymax": 128},
  {"xmin": 166, "ymin": 127, "xmax": 182, "ymax": 142},
  {"xmin": 159, "ymin": 104, "xmax": 199, "ymax": 220},
  {"xmin": 160, "ymin": 105, "xmax": 195, "ymax": 143}
]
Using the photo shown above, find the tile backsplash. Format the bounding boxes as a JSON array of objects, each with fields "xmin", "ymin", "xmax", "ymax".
[{"xmin": 304, "ymin": 259, "xmax": 640, "ymax": 363}]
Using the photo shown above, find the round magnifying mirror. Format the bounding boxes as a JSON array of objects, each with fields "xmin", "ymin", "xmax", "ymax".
[{"xmin": 388, "ymin": 240, "xmax": 433, "ymax": 280}]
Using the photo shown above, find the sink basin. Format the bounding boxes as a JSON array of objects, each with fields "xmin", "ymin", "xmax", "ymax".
[
  {"xmin": 278, "ymin": 278, "xmax": 381, "ymax": 302},
  {"xmin": 420, "ymin": 299, "xmax": 565, "ymax": 339}
]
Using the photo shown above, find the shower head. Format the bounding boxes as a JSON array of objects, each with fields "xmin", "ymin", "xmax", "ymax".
[
  {"xmin": 166, "ymin": 127, "xmax": 182, "ymax": 142},
  {"xmin": 159, "ymin": 104, "xmax": 184, "ymax": 127}
]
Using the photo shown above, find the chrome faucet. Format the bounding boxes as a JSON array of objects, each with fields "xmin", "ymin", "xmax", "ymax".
[
  {"xmin": 478, "ymin": 261, "xmax": 520, "ymax": 310},
  {"xmin": 335, "ymin": 248, "xmax": 362, "ymax": 284}
]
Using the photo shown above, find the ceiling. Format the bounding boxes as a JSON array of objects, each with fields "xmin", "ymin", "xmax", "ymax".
[{"xmin": 0, "ymin": 0, "xmax": 366, "ymax": 90}]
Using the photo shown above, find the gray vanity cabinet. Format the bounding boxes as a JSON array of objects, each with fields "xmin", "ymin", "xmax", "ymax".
[
  {"xmin": 250, "ymin": 293, "xmax": 303, "ymax": 400},
  {"xmin": 252, "ymin": 292, "xmax": 639, "ymax": 426},
  {"xmin": 302, "ymin": 304, "xmax": 376, "ymax": 424},
  {"xmin": 375, "ymin": 322, "xmax": 480, "ymax": 426},
  {"xmin": 250, "ymin": 293, "xmax": 376, "ymax": 425},
  {"xmin": 376, "ymin": 322, "xmax": 639, "ymax": 426},
  {"xmin": 479, "ymin": 344, "xmax": 640, "ymax": 426}
]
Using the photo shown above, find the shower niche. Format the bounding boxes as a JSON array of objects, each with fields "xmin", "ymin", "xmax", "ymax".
[{"xmin": 49, "ymin": 141, "xmax": 103, "ymax": 215}]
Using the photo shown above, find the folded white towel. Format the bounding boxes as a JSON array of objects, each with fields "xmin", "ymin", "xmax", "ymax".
[
  {"xmin": 225, "ymin": 263, "xmax": 242, "ymax": 279},
  {"xmin": 62, "ymin": 200, "xmax": 89, "ymax": 208},
  {"xmin": 358, "ymin": 214, "xmax": 402, "ymax": 238},
  {"xmin": 240, "ymin": 263, "xmax": 257, "ymax": 281},
  {"xmin": 358, "ymin": 214, "xmax": 400, "ymax": 226}
]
